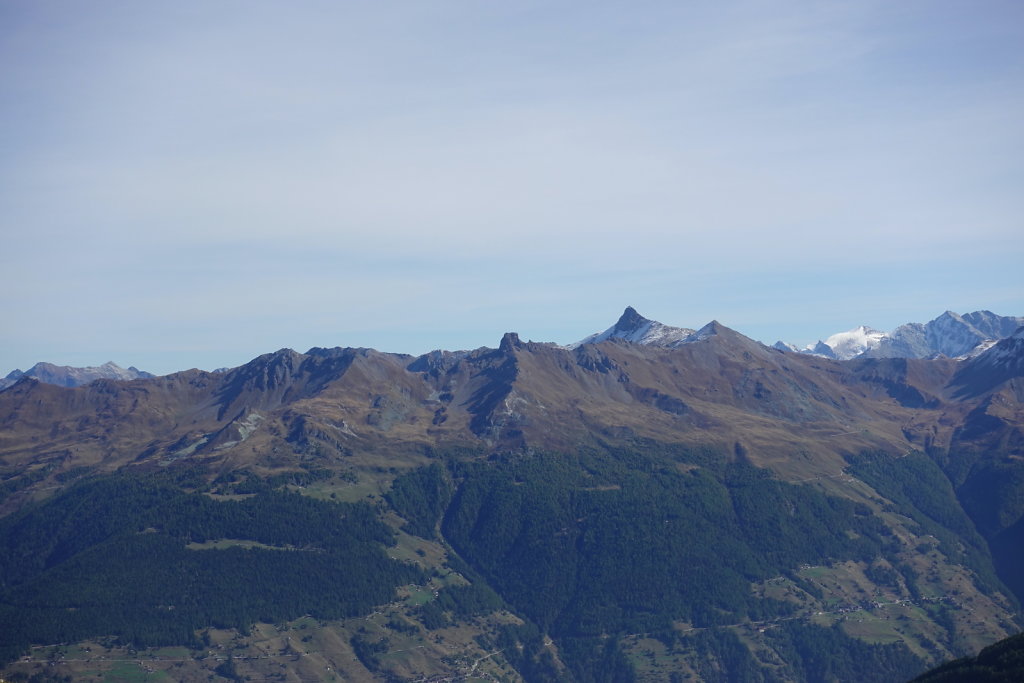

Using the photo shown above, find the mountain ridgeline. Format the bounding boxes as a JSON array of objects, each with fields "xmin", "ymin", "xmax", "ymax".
[
  {"xmin": 776, "ymin": 310, "xmax": 1024, "ymax": 361},
  {"xmin": 0, "ymin": 361, "xmax": 154, "ymax": 391},
  {"xmin": 1, "ymin": 308, "xmax": 1023, "ymax": 682}
]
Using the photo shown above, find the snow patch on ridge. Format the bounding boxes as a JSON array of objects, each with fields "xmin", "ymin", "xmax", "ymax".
[{"xmin": 956, "ymin": 339, "xmax": 998, "ymax": 360}]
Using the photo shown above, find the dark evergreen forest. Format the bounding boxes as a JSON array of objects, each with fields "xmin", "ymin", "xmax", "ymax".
[
  {"xmin": 5, "ymin": 438, "xmax": 1018, "ymax": 681},
  {"xmin": 388, "ymin": 444, "xmax": 934, "ymax": 681},
  {"xmin": 0, "ymin": 472, "xmax": 422, "ymax": 663}
]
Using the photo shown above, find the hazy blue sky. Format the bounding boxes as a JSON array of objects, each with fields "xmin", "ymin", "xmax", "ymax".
[{"xmin": 2, "ymin": 1, "xmax": 1022, "ymax": 375}]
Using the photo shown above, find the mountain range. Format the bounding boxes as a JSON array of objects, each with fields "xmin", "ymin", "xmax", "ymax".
[
  {"xmin": 0, "ymin": 360, "xmax": 153, "ymax": 390},
  {"xmin": 1, "ymin": 307, "xmax": 1023, "ymax": 682},
  {"xmin": 5, "ymin": 308, "xmax": 1020, "ymax": 393},
  {"xmin": 774, "ymin": 310, "xmax": 1024, "ymax": 361}
]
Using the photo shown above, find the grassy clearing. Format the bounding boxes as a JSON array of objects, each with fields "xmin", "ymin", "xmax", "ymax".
[
  {"xmin": 384, "ymin": 517, "xmax": 450, "ymax": 569},
  {"xmin": 104, "ymin": 661, "xmax": 168, "ymax": 682},
  {"xmin": 289, "ymin": 615, "xmax": 320, "ymax": 630},
  {"xmin": 755, "ymin": 576, "xmax": 814, "ymax": 608},
  {"xmin": 297, "ymin": 472, "xmax": 389, "ymax": 503},
  {"xmin": 185, "ymin": 538, "xmax": 297, "ymax": 551},
  {"xmin": 623, "ymin": 636, "xmax": 668, "ymax": 678},
  {"xmin": 201, "ymin": 492, "xmax": 256, "ymax": 501},
  {"xmin": 839, "ymin": 611, "xmax": 906, "ymax": 645},
  {"xmin": 405, "ymin": 587, "xmax": 436, "ymax": 606}
]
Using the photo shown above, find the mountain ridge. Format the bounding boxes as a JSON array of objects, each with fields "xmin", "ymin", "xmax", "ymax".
[
  {"xmin": 0, "ymin": 360, "xmax": 154, "ymax": 390},
  {"xmin": 5, "ymin": 307, "xmax": 1022, "ymax": 391},
  {"xmin": 782, "ymin": 310, "xmax": 1024, "ymax": 361},
  {"xmin": 1, "ymin": 312, "xmax": 1020, "ymax": 484}
]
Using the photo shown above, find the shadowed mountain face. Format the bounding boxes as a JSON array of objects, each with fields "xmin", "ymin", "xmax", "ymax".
[
  {"xmin": 949, "ymin": 328, "xmax": 1024, "ymax": 399},
  {"xmin": 2, "ymin": 309, "xmax": 1024, "ymax": 682},
  {"xmin": 912, "ymin": 630, "xmax": 1024, "ymax": 682}
]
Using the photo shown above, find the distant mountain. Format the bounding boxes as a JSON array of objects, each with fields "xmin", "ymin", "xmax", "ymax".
[
  {"xmin": 571, "ymin": 306, "xmax": 696, "ymax": 348},
  {"xmin": 823, "ymin": 325, "xmax": 887, "ymax": 360},
  {"xmin": 870, "ymin": 310, "xmax": 1024, "ymax": 359},
  {"xmin": 0, "ymin": 361, "xmax": 154, "ymax": 390},
  {"xmin": 780, "ymin": 311, "xmax": 1024, "ymax": 361}
]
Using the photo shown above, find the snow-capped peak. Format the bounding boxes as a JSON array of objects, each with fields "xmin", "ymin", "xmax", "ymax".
[
  {"xmin": 786, "ymin": 311, "xmax": 1024, "ymax": 361},
  {"xmin": 571, "ymin": 307, "xmax": 696, "ymax": 349},
  {"xmin": 0, "ymin": 361, "xmax": 155, "ymax": 391},
  {"xmin": 814, "ymin": 325, "xmax": 886, "ymax": 361}
]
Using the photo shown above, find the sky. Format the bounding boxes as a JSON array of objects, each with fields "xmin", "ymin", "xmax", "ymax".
[{"xmin": 1, "ymin": 1, "xmax": 1022, "ymax": 375}]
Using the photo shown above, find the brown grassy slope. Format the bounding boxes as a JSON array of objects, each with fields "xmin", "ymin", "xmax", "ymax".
[{"xmin": 0, "ymin": 321, "xmax": 1019, "ymax": 501}]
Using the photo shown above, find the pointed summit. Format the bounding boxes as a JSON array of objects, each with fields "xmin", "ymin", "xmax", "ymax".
[
  {"xmin": 571, "ymin": 308, "xmax": 696, "ymax": 348},
  {"xmin": 694, "ymin": 320, "xmax": 725, "ymax": 339},
  {"xmin": 805, "ymin": 341, "xmax": 837, "ymax": 359},
  {"xmin": 690, "ymin": 320, "xmax": 763, "ymax": 349},
  {"xmin": 612, "ymin": 306, "xmax": 649, "ymax": 334}
]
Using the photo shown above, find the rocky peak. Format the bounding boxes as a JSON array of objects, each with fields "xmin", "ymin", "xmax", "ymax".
[
  {"xmin": 694, "ymin": 320, "xmax": 725, "ymax": 340},
  {"xmin": 572, "ymin": 307, "xmax": 696, "ymax": 348},
  {"xmin": 612, "ymin": 306, "xmax": 649, "ymax": 334},
  {"xmin": 499, "ymin": 332, "xmax": 523, "ymax": 353},
  {"xmin": 807, "ymin": 341, "xmax": 837, "ymax": 359}
]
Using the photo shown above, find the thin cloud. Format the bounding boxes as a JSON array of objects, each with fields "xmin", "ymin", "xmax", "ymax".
[{"xmin": 1, "ymin": 1, "xmax": 1022, "ymax": 374}]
